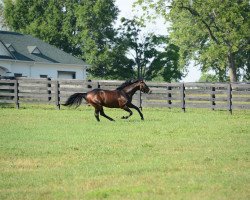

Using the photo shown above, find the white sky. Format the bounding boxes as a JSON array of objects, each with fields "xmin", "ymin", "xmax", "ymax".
[{"xmin": 115, "ymin": 0, "xmax": 201, "ymax": 82}]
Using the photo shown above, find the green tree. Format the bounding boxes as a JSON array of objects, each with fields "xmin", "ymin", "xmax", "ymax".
[
  {"xmin": 198, "ymin": 72, "xmax": 226, "ymax": 83},
  {"xmin": 0, "ymin": 2, "xmax": 7, "ymax": 30},
  {"xmin": 119, "ymin": 18, "xmax": 182, "ymax": 82},
  {"xmin": 75, "ymin": 0, "xmax": 123, "ymax": 78},
  {"xmin": 136, "ymin": 0, "xmax": 250, "ymax": 82},
  {"xmin": 3, "ymin": 0, "xmax": 81, "ymax": 56},
  {"xmin": 3, "ymin": 0, "xmax": 134, "ymax": 79}
]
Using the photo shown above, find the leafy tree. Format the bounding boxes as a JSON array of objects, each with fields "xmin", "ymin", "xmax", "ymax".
[
  {"xmin": 118, "ymin": 18, "xmax": 182, "ymax": 82},
  {"xmin": 136, "ymin": 0, "xmax": 250, "ymax": 82},
  {"xmin": 0, "ymin": 2, "xmax": 7, "ymax": 30},
  {"xmin": 3, "ymin": 0, "xmax": 81, "ymax": 56},
  {"xmin": 3, "ymin": 0, "xmax": 134, "ymax": 79},
  {"xmin": 100, "ymin": 44, "xmax": 136, "ymax": 80},
  {"xmin": 198, "ymin": 72, "xmax": 227, "ymax": 83},
  {"xmin": 2, "ymin": 0, "xmax": 183, "ymax": 81},
  {"xmin": 76, "ymin": 0, "xmax": 125, "ymax": 78}
]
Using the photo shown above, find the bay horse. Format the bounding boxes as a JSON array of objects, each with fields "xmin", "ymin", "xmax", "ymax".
[{"xmin": 63, "ymin": 79, "xmax": 151, "ymax": 121}]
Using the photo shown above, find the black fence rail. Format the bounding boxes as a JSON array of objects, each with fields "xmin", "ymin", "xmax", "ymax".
[{"xmin": 0, "ymin": 78, "xmax": 249, "ymax": 112}]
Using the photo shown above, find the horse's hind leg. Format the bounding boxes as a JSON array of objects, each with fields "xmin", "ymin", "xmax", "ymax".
[
  {"xmin": 121, "ymin": 106, "xmax": 133, "ymax": 119},
  {"xmin": 100, "ymin": 108, "xmax": 115, "ymax": 121}
]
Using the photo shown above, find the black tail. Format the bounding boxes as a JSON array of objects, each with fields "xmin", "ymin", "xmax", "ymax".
[{"xmin": 63, "ymin": 93, "xmax": 87, "ymax": 108}]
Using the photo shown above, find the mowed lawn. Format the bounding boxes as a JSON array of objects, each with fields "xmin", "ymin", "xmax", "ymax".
[{"xmin": 0, "ymin": 104, "xmax": 249, "ymax": 200}]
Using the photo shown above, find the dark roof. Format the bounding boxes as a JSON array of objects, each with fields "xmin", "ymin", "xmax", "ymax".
[{"xmin": 0, "ymin": 31, "xmax": 86, "ymax": 65}]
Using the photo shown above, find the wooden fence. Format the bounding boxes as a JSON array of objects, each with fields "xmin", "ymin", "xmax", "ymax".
[
  {"xmin": 144, "ymin": 82, "xmax": 250, "ymax": 112},
  {"xmin": 0, "ymin": 78, "xmax": 250, "ymax": 112}
]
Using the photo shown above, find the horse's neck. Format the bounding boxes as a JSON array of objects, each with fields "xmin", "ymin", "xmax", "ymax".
[{"xmin": 123, "ymin": 83, "xmax": 140, "ymax": 96}]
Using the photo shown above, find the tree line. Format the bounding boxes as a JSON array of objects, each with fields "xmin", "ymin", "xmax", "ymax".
[
  {"xmin": 136, "ymin": 0, "xmax": 249, "ymax": 82},
  {"xmin": 1, "ymin": 0, "xmax": 249, "ymax": 82}
]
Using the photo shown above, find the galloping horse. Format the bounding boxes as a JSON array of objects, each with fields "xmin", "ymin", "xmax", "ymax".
[{"xmin": 63, "ymin": 79, "xmax": 151, "ymax": 121}]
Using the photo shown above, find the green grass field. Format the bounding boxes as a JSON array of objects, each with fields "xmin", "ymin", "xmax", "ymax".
[{"xmin": 0, "ymin": 104, "xmax": 249, "ymax": 200}]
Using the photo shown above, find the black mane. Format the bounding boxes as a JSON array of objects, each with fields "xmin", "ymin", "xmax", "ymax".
[{"xmin": 116, "ymin": 79, "xmax": 139, "ymax": 90}]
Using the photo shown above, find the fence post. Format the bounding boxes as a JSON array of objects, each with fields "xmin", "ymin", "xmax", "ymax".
[
  {"xmin": 180, "ymin": 83, "xmax": 185, "ymax": 112},
  {"xmin": 87, "ymin": 79, "xmax": 92, "ymax": 89},
  {"xmin": 47, "ymin": 77, "xmax": 51, "ymax": 102},
  {"xmin": 227, "ymin": 83, "xmax": 232, "ymax": 114},
  {"xmin": 167, "ymin": 85, "xmax": 172, "ymax": 109},
  {"xmin": 55, "ymin": 80, "xmax": 60, "ymax": 110},
  {"xmin": 211, "ymin": 86, "xmax": 216, "ymax": 110},
  {"xmin": 14, "ymin": 79, "xmax": 19, "ymax": 109}
]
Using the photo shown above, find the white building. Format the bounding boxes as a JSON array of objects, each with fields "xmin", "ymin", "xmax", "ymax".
[{"xmin": 0, "ymin": 31, "xmax": 89, "ymax": 79}]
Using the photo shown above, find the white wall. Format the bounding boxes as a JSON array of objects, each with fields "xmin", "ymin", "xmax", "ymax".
[
  {"xmin": 0, "ymin": 61, "xmax": 11, "ymax": 76},
  {"xmin": 0, "ymin": 60, "xmax": 86, "ymax": 80}
]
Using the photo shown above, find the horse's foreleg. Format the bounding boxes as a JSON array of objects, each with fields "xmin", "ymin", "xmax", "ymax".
[
  {"xmin": 94, "ymin": 108, "xmax": 100, "ymax": 122},
  {"xmin": 121, "ymin": 106, "xmax": 133, "ymax": 119},
  {"xmin": 100, "ymin": 108, "xmax": 115, "ymax": 121},
  {"xmin": 128, "ymin": 103, "xmax": 144, "ymax": 120}
]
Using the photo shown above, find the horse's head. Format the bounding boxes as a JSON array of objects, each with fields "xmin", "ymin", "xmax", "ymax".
[{"xmin": 139, "ymin": 80, "xmax": 151, "ymax": 94}]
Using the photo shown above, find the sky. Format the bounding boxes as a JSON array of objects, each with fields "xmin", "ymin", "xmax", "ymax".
[{"xmin": 115, "ymin": 0, "xmax": 201, "ymax": 82}]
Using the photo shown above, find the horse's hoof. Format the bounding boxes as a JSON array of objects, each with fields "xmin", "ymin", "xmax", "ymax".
[
  {"xmin": 141, "ymin": 118, "xmax": 144, "ymax": 120},
  {"xmin": 121, "ymin": 116, "xmax": 127, "ymax": 119}
]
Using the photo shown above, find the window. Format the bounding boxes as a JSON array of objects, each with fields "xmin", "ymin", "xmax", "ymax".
[
  {"xmin": 40, "ymin": 75, "xmax": 48, "ymax": 78},
  {"xmin": 27, "ymin": 46, "xmax": 42, "ymax": 54},
  {"xmin": 14, "ymin": 73, "xmax": 22, "ymax": 77},
  {"xmin": 0, "ymin": 41, "xmax": 14, "ymax": 59},
  {"xmin": 58, "ymin": 71, "xmax": 76, "ymax": 79},
  {"xmin": 5, "ymin": 44, "xmax": 15, "ymax": 52}
]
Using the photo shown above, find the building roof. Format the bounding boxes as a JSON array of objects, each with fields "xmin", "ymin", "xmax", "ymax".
[{"xmin": 0, "ymin": 31, "xmax": 87, "ymax": 66}]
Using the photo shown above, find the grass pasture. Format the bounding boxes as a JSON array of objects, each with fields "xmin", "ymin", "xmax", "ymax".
[{"xmin": 0, "ymin": 104, "xmax": 249, "ymax": 200}]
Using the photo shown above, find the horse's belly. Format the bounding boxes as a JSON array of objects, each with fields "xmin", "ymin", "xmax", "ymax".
[{"xmin": 102, "ymin": 99, "xmax": 124, "ymax": 108}]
